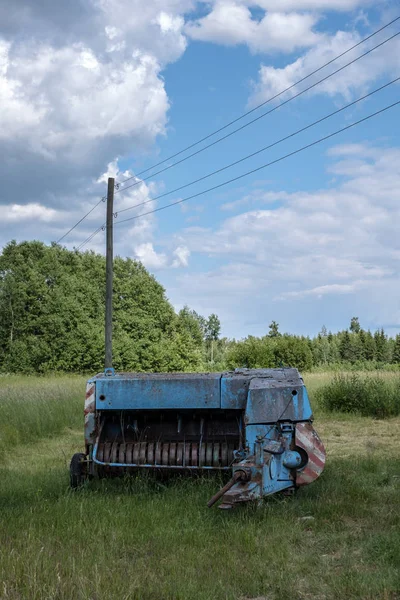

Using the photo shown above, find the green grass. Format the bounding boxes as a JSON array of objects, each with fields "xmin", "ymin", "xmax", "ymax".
[
  {"xmin": 1, "ymin": 374, "xmax": 400, "ymax": 599},
  {"xmin": 0, "ymin": 375, "xmax": 85, "ymax": 459},
  {"xmin": 315, "ymin": 372, "xmax": 400, "ymax": 417}
]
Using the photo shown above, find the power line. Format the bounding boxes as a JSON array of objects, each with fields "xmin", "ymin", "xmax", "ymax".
[
  {"xmin": 117, "ymin": 16, "xmax": 400, "ymax": 189},
  {"xmin": 78, "ymin": 98, "xmax": 400, "ymax": 250},
  {"xmin": 114, "ymin": 100, "xmax": 400, "ymax": 226},
  {"xmin": 76, "ymin": 225, "xmax": 104, "ymax": 251},
  {"xmin": 114, "ymin": 76, "xmax": 400, "ymax": 218},
  {"xmin": 56, "ymin": 197, "xmax": 106, "ymax": 244},
  {"xmin": 57, "ymin": 16, "xmax": 400, "ymax": 245},
  {"xmin": 58, "ymin": 17, "xmax": 400, "ymax": 245}
]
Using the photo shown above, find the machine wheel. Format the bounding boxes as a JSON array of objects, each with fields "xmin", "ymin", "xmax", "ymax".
[{"xmin": 70, "ymin": 453, "xmax": 87, "ymax": 488}]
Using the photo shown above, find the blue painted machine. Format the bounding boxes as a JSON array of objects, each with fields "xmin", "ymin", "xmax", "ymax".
[{"xmin": 71, "ymin": 367, "xmax": 325, "ymax": 508}]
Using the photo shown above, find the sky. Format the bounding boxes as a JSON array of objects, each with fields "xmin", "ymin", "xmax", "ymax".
[{"xmin": 1, "ymin": 0, "xmax": 400, "ymax": 339}]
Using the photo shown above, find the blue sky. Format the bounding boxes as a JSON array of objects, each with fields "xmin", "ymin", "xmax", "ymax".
[{"xmin": 0, "ymin": 0, "xmax": 399, "ymax": 338}]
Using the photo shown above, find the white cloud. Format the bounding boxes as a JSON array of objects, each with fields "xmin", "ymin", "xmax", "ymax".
[
  {"xmin": 250, "ymin": 27, "xmax": 400, "ymax": 106},
  {"xmin": 1, "ymin": 42, "xmax": 170, "ymax": 155},
  {"xmin": 134, "ymin": 242, "xmax": 169, "ymax": 269},
  {"xmin": 279, "ymin": 281, "xmax": 365, "ymax": 299},
  {"xmin": 0, "ymin": 0, "xmax": 196, "ymax": 220},
  {"xmin": 253, "ymin": 0, "xmax": 375, "ymax": 10},
  {"xmin": 95, "ymin": 0, "xmax": 192, "ymax": 64},
  {"xmin": 132, "ymin": 242, "xmax": 190, "ymax": 270},
  {"xmin": 186, "ymin": 2, "xmax": 321, "ymax": 53},
  {"xmin": 164, "ymin": 143, "xmax": 400, "ymax": 335},
  {"xmin": 2, "ymin": 203, "xmax": 58, "ymax": 222},
  {"xmin": 172, "ymin": 245, "xmax": 190, "ymax": 267}
]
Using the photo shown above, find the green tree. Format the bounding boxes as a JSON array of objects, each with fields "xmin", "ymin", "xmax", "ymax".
[
  {"xmin": 350, "ymin": 317, "xmax": 361, "ymax": 334},
  {"xmin": 392, "ymin": 334, "xmax": 400, "ymax": 364},
  {"xmin": 374, "ymin": 328, "xmax": 389, "ymax": 363},
  {"xmin": 177, "ymin": 306, "xmax": 204, "ymax": 347},
  {"xmin": 268, "ymin": 321, "xmax": 280, "ymax": 338},
  {"xmin": 363, "ymin": 330, "xmax": 376, "ymax": 361},
  {"xmin": 0, "ymin": 241, "xmax": 203, "ymax": 373},
  {"xmin": 339, "ymin": 331, "xmax": 352, "ymax": 362},
  {"xmin": 205, "ymin": 313, "xmax": 221, "ymax": 364},
  {"xmin": 226, "ymin": 336, "xmax": 274, "ymax": 369},
  {"xmin": 273, "ymin": 335, "xmax": 313, "ymax": 371}
]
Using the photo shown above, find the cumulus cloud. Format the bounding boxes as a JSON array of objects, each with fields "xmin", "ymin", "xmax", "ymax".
[
  {"xmin": 166, "ymin": 143, "xmax": 400, "ymax": 335},
  {"xmin": 134, "ymin": 243, "xmax": 169, "ymax": 269},
  {"xmin": 2, "ymin": 203, "xmax": 59, "ymax": 223},
  {"xmin": 1, "ymin": 41, "xmax": 169, "ymax": 155},
  {"xmin": 131, "ymin": 243, "xmax": 190, "ymax": 269},
  {"xmin": 186, "ymin": 2, "xmax": 321, "ymax": 53},
  {"xmin": 249, "ymin": 26, "xmax": 400, "ymax": 106},
  {"xmin": 0, "ymin": 0, "xmax": 195, "ymax": 226},
  {"xmin": 252, "ymin": 0, "xmax": 375, "ymax": 10},
  {"xmin": 172, "ymin": 246, "xmax": 191, "ymax": 267}
]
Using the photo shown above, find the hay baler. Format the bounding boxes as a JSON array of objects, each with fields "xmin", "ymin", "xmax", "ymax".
[{"xmin": 71, "ymin": 367, "xmax": 325, "ymax": 508}]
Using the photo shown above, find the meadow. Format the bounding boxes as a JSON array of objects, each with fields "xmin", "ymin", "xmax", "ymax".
[{"xmin": 0, "ymin": 373, "xmax": 399, "ymax": 600}]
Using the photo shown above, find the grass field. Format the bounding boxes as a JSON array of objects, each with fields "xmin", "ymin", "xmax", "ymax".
[{"xmin": 1, "ymin": 373, "xmax": 399, "ymax": 600}]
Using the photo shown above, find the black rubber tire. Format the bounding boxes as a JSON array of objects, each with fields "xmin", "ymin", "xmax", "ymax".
[{"xmin": 70, "ymin": 453, "xmax": 87, "ymax": 488}]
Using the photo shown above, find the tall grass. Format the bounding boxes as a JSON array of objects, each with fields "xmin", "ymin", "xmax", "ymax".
[
  {"xmin": 0, "ymin": 375, "xmax": 85, "ymax": 459},
  {"xmin": 0, "ymin": 374, "xmax": 400, "ymax": 598},
  {"xmin": 1, "ymin": 431, "xmax": 400, "ymax": 600},
  {"xmin": 316, "ymin": 372, "xmax": 400, "ymax": 417}
]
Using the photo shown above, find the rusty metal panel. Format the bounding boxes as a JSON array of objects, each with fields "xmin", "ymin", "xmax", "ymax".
[
  {"xmin": 221, "ymin": 368, "xmax": 304, "ymax": 410},
  {"xmin": 295, "ymin": 422, "xmax": 326, "ymax": 486},
  {"xmin": 244, "ymin": 376, "xmax": 313, "ymax": 424},
  {"xmin": 84, "ymin": 381, "xmax": 96, "ymax": 446}
]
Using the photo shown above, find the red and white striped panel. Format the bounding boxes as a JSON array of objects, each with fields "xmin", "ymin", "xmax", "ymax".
[
  {"xmin": 295, "ymin": 422, "xmax": 326, "ymax": 487},
  {"xmin": 84, "ymin": 382, "xmax": 96, "ymax": 445},
  {"xmin": 84, "ymin": 382, "xmax": 95, "ymax": 417}
]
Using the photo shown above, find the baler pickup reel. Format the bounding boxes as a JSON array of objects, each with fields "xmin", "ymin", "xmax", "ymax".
[{"xmin": 72, "ymin": 367, "xmax": 325, "ymax": 509}]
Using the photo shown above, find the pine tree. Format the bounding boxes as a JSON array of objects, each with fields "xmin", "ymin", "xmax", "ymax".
[
  {"xmin": 205, "ymin": 314, "xmax": 221, "ymax": 364},
  {"xmin": 364, "ymin": 330, "xmax": 376, "ymax": 361},
  {"xmin": 374, "ymin": 328, "xmax": 388, "ymax": 363},
  {"xmin": 392, "ymin": 334, "xmax": 400, "ymax": 364},
  {"xmin": 339, "ymin": 331, "xmax": 352, "ymax": 361},
  {"xmin": 350, "ymin": 317, "xmax": 361, "ymax": 333},
  {"xmin": 268, "ymin": 321, "xmax": 280, "ymax": 338},
  {"xmin": 359, "ymin": 329, "xmax": 366, "ymax": 360}
]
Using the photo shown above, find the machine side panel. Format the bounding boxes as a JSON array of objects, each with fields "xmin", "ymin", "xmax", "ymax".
[
  {"xmin": 95, "ymin": 373, "xmax": 221, "ymax": 410},
  {"xmin": 220, "ymin": 375, "xmax": 249, "ymax": 409},
  {"xmin": 245, "ymin": 378, "xmax": 313, "ymax": 424},
  {"xmin": 221, "ymin": 368, "xmax": 304, "ymax": 410}
]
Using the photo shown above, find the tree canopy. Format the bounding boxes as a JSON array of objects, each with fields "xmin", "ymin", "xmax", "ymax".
[
  {"xmin": 0, "ymin": 242, "xmax": 399, "ymax": 374},
  {"xmin": 0, "ymin": 241, "xmax": 202, "ymax": 373}
]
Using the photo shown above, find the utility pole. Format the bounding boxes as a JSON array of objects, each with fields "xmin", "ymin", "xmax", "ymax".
[{"xmin": 105, "ymin": 177, "xmax": 114, "ymax": 369}]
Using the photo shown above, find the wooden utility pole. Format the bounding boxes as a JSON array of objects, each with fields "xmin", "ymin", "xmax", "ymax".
[{"xmin": 105, "ymin": 177, "xmax": 114, "ymax": 369}]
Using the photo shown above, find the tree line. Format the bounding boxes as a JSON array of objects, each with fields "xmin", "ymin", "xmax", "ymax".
[
  {"xmin": 223, "ymin": 318, "xmax": 400, "ymax": 372},
  {"xmin": 1, "ymin": 241, "xmax": 399, "ymax": 374}
]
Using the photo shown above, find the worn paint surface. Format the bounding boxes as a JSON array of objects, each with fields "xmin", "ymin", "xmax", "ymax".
[
  {"xmin": 81, "ymin": 367, "xmax": 325, "ymax": 507},
  {"xmin": 295, "ymin": 422, "xmax": 326, "ymax": 486},
  {"xmin": 84, "ymin": 382, "xmax": 96, "ymax": 447},
  {"xmin": 94, "ymin": 373, "xmax": 221, "ymax": 410}
]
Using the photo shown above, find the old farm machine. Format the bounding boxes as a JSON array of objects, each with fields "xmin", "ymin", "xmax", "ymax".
[{"xmin": 70, "ymin": 179, "xmax": 325, "ymax": 509}]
